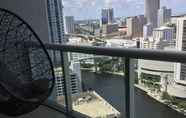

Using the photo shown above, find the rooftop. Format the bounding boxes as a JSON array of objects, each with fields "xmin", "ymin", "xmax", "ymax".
[
  {"xmin": 154, "ymin": 26, "xmax": 174, "ymax": 30},
  {"xmin": 57, "ymin": 91, "xmax": 120, "ymax": 118}
]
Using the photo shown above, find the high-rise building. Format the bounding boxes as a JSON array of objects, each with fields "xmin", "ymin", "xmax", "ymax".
[
  {"xmin": 143, "ymin": 23, "xmax": 153, "ymax": 39},
  {"xmin": 175, "ymin": 17, "xmax": 186, "ymax": 81},
  {"xmin": 47, "ymin": 0, "xmax": 68, "ymax": 99},
  {"xmin": 101, "ymin": 8, "xmax": 114, "ymax": 25},
  {"xmin": 55, "ymin": 72, "xmax": 82, "ymax": 96},
  {"xmin": 127, "ymin": 15, "xmax": 146, "ymax": 38},
  {"xmin": 138, "ymin": 15, "xmax": 147, "ymax": 25},
  {"xmin": 138, "ymin": 15, "xmax": 147, "ymax": 36},
  {"xmin": 158, "ymin": 6, "xmax": 172, "ymax": 27},
  {"xmin": 153, "ymin": 26, "xmax": 174, "ymax": 42},
  {"xmin": 152, "ymin": 27, "xmax": 175, "ymax": 49},
  {"xmin": 102, "ymin": 23, "xmax": 118, "ymax": 36},
  {"xmin": 47, "ymin": 0, "xmax": 66, "ymax": 44},
  {"xmin": 127, "ymin": 17, "xmax": 139, "ymax": 37},
  {"xmin": 101, "ymin": 9, "xmax": 108, "ymax": 25},
  {"xmin": 55, "ymin": 63, "xmax": 82, "ymax": 96},
  {"xmin": 145, "ymin": 0, "xmax": 160, "ymax": 28},
  {"xmin": 47, "ymin": 0, "xmax": 66, "ymax": 65},
  {"xmin": 65, "ymin": 16, "xmax": 75, "ymax": 34}
]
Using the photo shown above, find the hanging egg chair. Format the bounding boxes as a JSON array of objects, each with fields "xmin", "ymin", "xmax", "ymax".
[{"xmin": 0, "ymin": 8, "xmax": 55, "ymax": 116}]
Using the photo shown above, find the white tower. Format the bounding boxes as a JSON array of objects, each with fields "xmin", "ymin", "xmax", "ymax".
[{"xmin": 175, "ymin": 17, "xmax": 186, "ymax": 81}]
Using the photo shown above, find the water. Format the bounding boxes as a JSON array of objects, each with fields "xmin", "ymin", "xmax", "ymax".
[{"xmin": 81, "ymin": 70, "xmax": 186, "ymax": 118}]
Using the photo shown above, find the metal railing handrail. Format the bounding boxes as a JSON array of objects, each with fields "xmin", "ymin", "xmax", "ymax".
[
  {"xmin": 26, "ymin": 41, "xmax": 186, "ymax": 118},
  {"xmin": 26, "ymin": 41, "xmax": 186, "ymax": 63}
]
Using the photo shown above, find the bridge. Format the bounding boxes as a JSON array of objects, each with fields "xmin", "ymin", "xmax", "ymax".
[{"xmin": 66, "ymin": 33, "xmax": 105, "ymax": 43}]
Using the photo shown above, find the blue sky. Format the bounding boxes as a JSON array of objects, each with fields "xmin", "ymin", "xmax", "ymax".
[{"xmin": 63, "ymin": 0, "xmax": 186, "ymax": 20}]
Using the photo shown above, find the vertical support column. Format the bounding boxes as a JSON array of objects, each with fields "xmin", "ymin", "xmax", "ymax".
[
  {"xmin": 94, "ymin": 58, "xmax": 98, "ymax": 72},
  {"xmin": 60, "ymin": 51, "xmax": 72, "ymax": 112},
  {"xmin": 125, "ymin": 58, "xmax": 130, "ymax": 118},
  {"xmin": 130, "ymin": 59, "xmax": 135, "ymax": 118},
  {"xmin": 125, "ymin": 58, "xmax": 135, "ymax": 118}
]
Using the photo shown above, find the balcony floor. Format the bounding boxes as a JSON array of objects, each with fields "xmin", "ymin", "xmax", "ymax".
[{"xmin": 0, "ymin": 105, "xmax": 71, "ymax": 118}]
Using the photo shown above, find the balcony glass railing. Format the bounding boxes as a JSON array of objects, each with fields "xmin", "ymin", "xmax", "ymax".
[{"xmin": 27, "ymin": 42, "xmax": 186, "ymax": 118}]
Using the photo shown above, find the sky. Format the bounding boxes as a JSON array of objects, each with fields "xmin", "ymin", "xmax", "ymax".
[{"xmin": 63, "ymin": 0, "xmax": 186, "ymax": 20}]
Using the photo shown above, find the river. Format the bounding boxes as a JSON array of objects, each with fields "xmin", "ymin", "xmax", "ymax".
[{"xmin": 81, "ymin": 70, "xmax": 186, "ymax": 118}]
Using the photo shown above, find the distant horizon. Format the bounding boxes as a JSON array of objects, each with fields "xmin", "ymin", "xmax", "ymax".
[{"xmin": 63, "ymin": 0, "xmax": 186, "ymax": 20}]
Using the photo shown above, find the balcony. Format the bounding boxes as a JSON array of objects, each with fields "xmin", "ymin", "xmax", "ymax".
[
  {"xmin": 20, "ymin": 41, "xmax": 186, "ymax": 118},
  {"xmin": 0, "ymin": 104, "xmax": 70, "ymax": 118},
  {"xmin": 0, "ymin": 1, "xmax": 186, "ymax": 118},
  {"xmin": 1, "ymin": 38, "xmax": 186, "ymax": 118}
]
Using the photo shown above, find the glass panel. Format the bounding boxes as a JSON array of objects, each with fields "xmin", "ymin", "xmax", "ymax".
[
  {"xmin": 135, "ymin": 59, "xmax": 186, "ymax": 118},
  {"xmin": 48, "ymin": 0, "xmax": 186, "ymax": 117},
  {"xmin": 65, "ymin": 52, "xmax": 125, "ymax": 117},
  {"xmin": 48, "ymin": 50, "xmax": 66, "ymax": 107}
]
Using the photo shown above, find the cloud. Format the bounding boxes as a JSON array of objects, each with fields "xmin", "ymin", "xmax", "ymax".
[
  {"xmin": 63, "ymin": 0, "xmax": 97, "ymax": 8},
  {"xmin": 63, "ymin": 0, "xmax": 186, "ymax": 20},
  {"xmin": 104, "ymin": 0, "xmax": 126, "ymax": 7},
  {"xmin": 103, "ymin": 0, "xmax": 144, "ymax": 8},
  {"xmin": 63, "ymin": 0, "xmax": 145, "ymax": 19},
  {"xmin": 63, "ymin": 0, "xmax": 144, "ymax": 9}
]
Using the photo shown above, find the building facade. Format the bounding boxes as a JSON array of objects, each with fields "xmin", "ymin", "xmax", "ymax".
[
  {"xmin": 143, "ymin": 23, "xmax": 153, "ymax": 39},
  {"xmin": 138, "ymin": 18, "xmax": 186, "ymax": 98},
  {"xmin": 101, "ymin": 8, "xmax": 114, "ymax": 25},
  {"xmin": 65, "ymin": 16, "xmax": 75, "ymax": 34},
  {"xmin": 153, "ymin": 26, "xmax": 174, "ymax": 42},
  {"xmin": 102, "ymin": 23, "xmax": 118, "ymax": 36},
  {"xmin": 138, "ymin": 15, "xmax": 147, "ymax": 37},
  {"xmin": 127, "ymin": 17, "xmax": 139, "ymax": 37},
  {"xmin": 47, "ymin": 0, "xmax": 69, "ymax": 99},
  {"xmin": 67, "ymin": 38, "xmax": 95, "ymax": 64},
  {"xmin": 158, "ymin": 6, "xmax": 172, "ymax": 27},
  {"xmin": 55, "ymin": 63, "xmax": 82, "ymax": 96},
  {"xmin": 47, "ymin": 0, "xmax": 67, "ymax": 65},
  {"xmin": 138, "ymin": 38, "xmax": 176, "ymax": 96},
  {"xmin": 47, "ymin": 0, "xmax": 66, "ymax": 44},
  {"xmin": 55, "ymin": 73, "xmax": 82, "ymax": 96},
  {"xmin": 127, "ymin": 16, "xmax": 146, "ymax": 38},
  {"xmin": 175, "ymin": 17, "xmax": 186, "ymax": 81},
  {"xmin": 144, "ymin": 0, "xmax": 160, "ymax": 28}
]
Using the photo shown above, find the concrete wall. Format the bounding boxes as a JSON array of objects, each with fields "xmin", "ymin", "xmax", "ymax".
[{"xmin": 0, "ymin": 0, "xmax": 50, "ymax": 43}]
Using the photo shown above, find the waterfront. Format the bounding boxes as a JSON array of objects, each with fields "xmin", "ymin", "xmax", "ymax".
[{"xmin": 81, "ymin": 70, "xmax": 186, "ymax": 118}]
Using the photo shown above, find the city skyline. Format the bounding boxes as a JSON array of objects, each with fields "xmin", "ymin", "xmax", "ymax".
[{"xmin": 63, "ymin": 0, "xmax": 186, "ymax": 20}]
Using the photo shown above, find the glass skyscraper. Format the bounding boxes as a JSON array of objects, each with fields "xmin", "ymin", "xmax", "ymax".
[
  {"xmin": 47, "ymin": 0, "xmax": 66, "ymax": 44},
  {"xmin": 47, "ymin": 0, "xmax": 67, "ymax": 65},
  {"xmin": 47, "ymin": 0, "xmax": 67, "ymax": 100},
  {"xmin": 101, "ymin": 8, "xmax": 114, "ymax": 25},
  {"xmin": 145, "ymin": 0, "xmax": 160, "ymax": 28}
]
